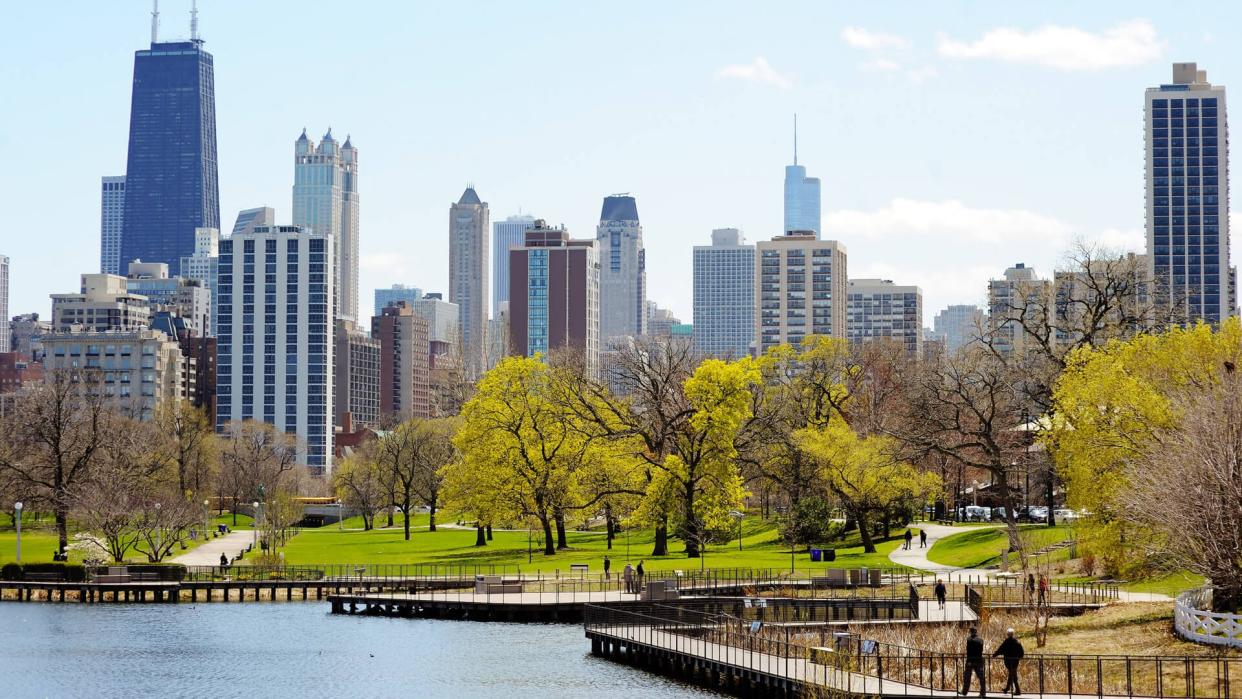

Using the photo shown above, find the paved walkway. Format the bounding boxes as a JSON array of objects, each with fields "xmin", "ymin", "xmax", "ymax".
[
  {"xmin": 170, "ymin": 530, "xmax": 253, "ymax": 566},
  {"xmin": 889, "ymin": 523, "xmax": 1172, "ymax": 602}
]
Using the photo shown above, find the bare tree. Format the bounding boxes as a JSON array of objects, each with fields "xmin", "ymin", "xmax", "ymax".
[
  {"xmin": 217, "ymin": 421, "xmax": 297, "ymax": 522},
  {"xmin": 0, "ymin": 369, "xmax": 112, "ymax": 553},
  {"xmin": 71, "ymin": 416, "xmax": 165, "ymax": 562},
  {"xmin": 1120, "ymin": 365, "xmax": 1242, "ymax": 611},
  {"xmin": 153, "ymin": 400, "xmax": 217, "ymax": 498},
  {"xmin": 131, "ymin": 495, "xmax": 201, "ymax": 563},
  {"xmin": 376, "ymin": 418, "xmax": 457, "ymax": 541},
  {"xmin": 332, "ymin": 447, "xmax": 386, "ymax": 530}
]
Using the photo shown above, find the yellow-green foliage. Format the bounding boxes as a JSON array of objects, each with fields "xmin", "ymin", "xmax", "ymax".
[{"xmin": 1047, "ymin": 318, "xmax": 1242, "ymax": 576}]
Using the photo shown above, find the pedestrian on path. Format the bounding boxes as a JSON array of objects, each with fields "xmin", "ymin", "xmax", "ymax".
[
  {"xmin": 1026, "ymin": 574, "xmax": 1036, "ymax": 604},
  {"xmin": 219, "ymin": 553, "xmax": 228, "ymax": 568},
  {"xmin": 935, "ymin": 579, "xmax": 947, "ymax": 610},
  {"xmin": 959, "ymin": 627, "xmax": 986, "ymax": 697},
  {"xmin": 603, "ymin": 556, "xmax": 611, "ymax": 580},
  {"xmin": 1037, "ymin": 574, "xmax": 1049, "ymax": 605},
  {"xmin": 623, "ymin": 563, "xmax": 635, "ymax": 594},
  {"xmin": 636, "ymin": 560, "xmax": 646, "ymax": 593},
  {"xmin": 994, "ymin": 628, "xmax": 1025, "ymax": 696},
  {"xmin": 919, "ymin": 529, "xmax": 928, "ymax": 548},
  {"xmin": 904, "ymin": 529, "xmax": 913, "ymax": 550}
]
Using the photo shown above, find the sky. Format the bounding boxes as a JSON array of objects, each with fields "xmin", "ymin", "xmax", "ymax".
[{"xmin": 1, "ymin": 1, "xmax": 1238, "ymax": 326}]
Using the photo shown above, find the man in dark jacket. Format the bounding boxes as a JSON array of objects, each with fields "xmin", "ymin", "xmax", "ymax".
[
  {"xmin": 994, "ymin": 628, "xmax": 1025, "ymax": 695},
  {"xmin": 960, "ymin": 627, "xmax": 985, "ymax": 696},
  {"xmin": 935, "ymin": 579, "xmax": 947, "ymax": 610}
]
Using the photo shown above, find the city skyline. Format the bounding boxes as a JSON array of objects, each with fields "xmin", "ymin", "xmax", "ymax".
[{"xmin": 3, "ymin": 4, "xmax": 1240, "ymax": 324}]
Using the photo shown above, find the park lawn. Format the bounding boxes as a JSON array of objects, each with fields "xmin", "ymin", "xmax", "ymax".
[
  {"xmin": 0, "ymin": 513, "xmax": 254, "ymax": 565},
  {"xmin": 1122, "ymin": 571, "xmax": 1205, "ymax": 596},
  {"xmin": 274, "ymin": 516, "xmax": 908, "ymax": 573},
  {"xmin": 927, "ymin": 524, "xmax": 1076, "ymax": 569}
]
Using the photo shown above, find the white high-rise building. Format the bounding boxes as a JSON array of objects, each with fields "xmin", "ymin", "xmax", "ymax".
[
  {"xmin": 597, "ymin": 195, "xmax": 646, "ymax": 341},
  {"xmin": 216, "ymin": 224, "xmax": 334, "ymax": 474},
  {"xmin": 1145, "ymin": 62, "xmax": 1231, "ymax": 323},
  {"xmin": 988, "ymin": 263, "xmax": 1052, "ymax": 357},
  {"xmin": 293, "ymin": 129, "xmax": 359, "ymax": 324},
  {"xmin": 180, "ymin": 227, "xmax": 219, "ymax": 336},
  {"xmin": 932, "ymin": 304, "xmax": 985, "ymax": 353},
  {"xmin": 756, "ymin": 232, "xmax": 847, "ymax": 353},
  {"xmin": 100, "ymin": 176, "xmax": 126, "ymax": 275},
  {"xmin": 783, "ymin": 118, "xmax": 821, "ymax": 237},
  {"xmin": 449, "ymin": 187, "xmax": 489, "ymax": 378},
  {"xmin": 693, "ymin": 228, "xmax": 755, "ymax": 358},
  {"xmin": 0, "ymin": 255, "xmax": 8, "ymax": 352},
  {"xmin": 414, "ymin": 293, "xmax": 460, "ymax": 347},
  {"xmin": 493, "ymin": 214, "xmax": 537, "ymax": 311},
  {"xmin": 846, "ymin": 279, "xmax": 923, "ymax": 358}
]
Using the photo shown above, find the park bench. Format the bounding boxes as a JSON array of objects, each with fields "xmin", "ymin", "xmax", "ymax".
[
  {"xmin": 569, "ymin": 564, "xmax": 589, "ymax": 576},
  {"xmin": 130, "ymin": 572, "xmax": 162, "ymax": 582},
  {"xmin": 474, "ymin": 575, "xmax": 522, "ymax": 594},
  {"xmin": 642, "ymin": 580, "xmax": 679, "ymax": 602},
  {"xmin": 94, "ymin": 566, "xmax": 131, "ymax": 584}
]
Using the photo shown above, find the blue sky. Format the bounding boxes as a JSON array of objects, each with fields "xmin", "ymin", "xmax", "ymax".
[{"xmin": 1, "ymin": 1, "xmax": 1237, "ymax": 324}]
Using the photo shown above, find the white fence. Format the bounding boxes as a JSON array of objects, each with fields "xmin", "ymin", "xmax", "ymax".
[{"xmin": 1174, "ymin": 588, "xmax": 1242, "ymax": 648}]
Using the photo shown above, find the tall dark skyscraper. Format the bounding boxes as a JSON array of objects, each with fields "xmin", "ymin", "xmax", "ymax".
[{"xmin": 120, "ymin": 11, "xmax": 219, "ymax": 276}]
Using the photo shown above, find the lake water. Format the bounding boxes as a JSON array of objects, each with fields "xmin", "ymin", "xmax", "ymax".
[{"xmin": 0, "ymin": 603, "xmax": 720, "ymax": 698}]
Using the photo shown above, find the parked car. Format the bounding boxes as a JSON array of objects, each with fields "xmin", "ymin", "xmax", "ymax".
[
  {"xmin": 1053, "ymin": 508, "xmax": 1078, "ymax": 523},
  {"xmin": 962, "ymin": 505, "xmax": 991, "ymax": 522},
  {"xmin": 1027, "ymin": 506, "xmax": 1049, "ymax": 523}
]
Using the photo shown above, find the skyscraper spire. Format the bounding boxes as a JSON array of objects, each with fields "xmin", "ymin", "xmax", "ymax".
[
  {"xmin": 151, "ymin": 0, "xmax": 159, "ymax": 44},
  {"xmin": 190, "ymin": 0, "xmax": 199, "ymax": 42},
  {"xmin": 793, "ymin": 113, "xmax": 798, "ymax": 166}
]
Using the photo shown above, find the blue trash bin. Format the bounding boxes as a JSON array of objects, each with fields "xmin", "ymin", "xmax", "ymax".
[{"xmin": 810, "ymin": 548, "xmax": 822, "ymax": 562}]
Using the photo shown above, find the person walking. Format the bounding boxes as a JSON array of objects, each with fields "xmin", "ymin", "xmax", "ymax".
[
  {"xmin": 603, "ymin": 555, "xmax": 611, "ymax": 581},
  {"xmin": 636, "ymin": 560, "xmax": 646, "ymax": 594},
  {"xmin": 960, "ymin": 627, "xmax": 986, "ymax": 697},
  {"xmin": 904, "ymin": 529, "xmax": 913, "ymax": 550},
  {"xmin": 1037, "ymin": 574, "xmax": 1049, "ymax": 606},
  {"xmin": 994, "ymin": 628, "xmax": 1025, "ymax": 696},
  {"xmin": 919, "ymin": 529, "xmax": 928, "ymax": 548},
  {"xmin": 935, "ymin": 579, "xmax": 948, "ymax": 610},
  {"xmin": 219, "ymin": 552, "xmax": 229, "ymax": 568},
  {"xmin": 622, "ymin": 563, "xmax": 635, "ymax": 594},
  {"xmin": 1026, "ymin": 574, "xmax": 1036, "ymax": 605}
]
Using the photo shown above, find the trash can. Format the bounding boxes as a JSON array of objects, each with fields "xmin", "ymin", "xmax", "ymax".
[
  {"xmin": 824, "ymin": 549, "xmax": 836, "ymax": 562},
  {"xmin": 810, "ymin": 548, "xmax": 822, "ymax": 562}
]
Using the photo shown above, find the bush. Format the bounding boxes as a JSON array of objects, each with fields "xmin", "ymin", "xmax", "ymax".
[
  {"xmin": 1, "ymin": 562, "xmax": 87, "ymax": 582},
  {"xmin": 126, "ymin": 563, "xmax": 187, "ymax": 581},
  {"xmin": 0, "ymin": 562, "xmax": 22, "ymax": 581}
]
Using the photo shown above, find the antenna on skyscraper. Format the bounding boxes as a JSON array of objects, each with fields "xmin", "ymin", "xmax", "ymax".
[
  {"xmin": 793, "ymin": 113, "xmax": 798, "ymax": 166},
  {"xmin": 151, "ymin": 0, "xmax": 160, "ymax": 44},
  {"xmin": 190, "ymin": 0, "xmax": 199, "ymax": 42}
]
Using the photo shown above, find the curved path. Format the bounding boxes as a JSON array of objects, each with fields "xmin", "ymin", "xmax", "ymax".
[
  {"xmin": 170, "ymin": 530, "xmax": 253, "ymax": 566},
  {"xmin": 889, "ymin": 523, "xmax": 1173, "ymax": 602}
]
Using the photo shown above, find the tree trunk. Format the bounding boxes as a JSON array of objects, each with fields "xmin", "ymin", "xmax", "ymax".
[
  {"xmin": 541, "ymin": 517, "xmax": 555, "ymax": 556},
  {"xmin": 605, "ymin": 508, "xmax": 615, "ymax": 551},
  {"xmin": 652, "ymin": 522, "xmax": 669, "ymax": 556},
  {"xmin": 486, "ymin": 524, "xmax": 493, "ymax": 541},
  {"xmin": 1046, "ymin": 469, "xmax": 1056, "ymax": 528},
  {"xmin": 683, "ymin": 489, "xmax": 701, "ymax": 558},
  {"xmin": 1212, "ymin": 584, "xmax": 1242, "ymax": 613},
  {"xmin": 402, "ymin": 502, "xmax": 412, "ymax": 541},
  {"xmin": 857, "ymin": 512, "xmax": 876, "ymax": 554},
  {"xmin": 55, "ymin": 505, "xmax": 68, "ymax": 555},
  {"xmin": 475, "ymin": 524, "xmax": 487, "ymax": 547},
  {"xmin": 428, "ymin": 500, "xmax": 437, "ymax": 532},
  {"xmin": 555, "ymin": 512, "xmax": 568, "ymax": 550}
]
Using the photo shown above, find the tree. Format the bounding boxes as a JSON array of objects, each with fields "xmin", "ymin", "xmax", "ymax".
[
  {"xmin": 448, "ymin": 356, "xmax": 604, "ymax": 555},
  {"xmin": 217, "ymin": 421, "xmax": 297, "ymax": 523},
  {"xmin": 331, "ymin": 448, "xmax": 386, "ymax": 530},
  {"xmin": 0, "ymin": 369, "xmax": 112, "ymax": 553},
  {"xmin": 153, "ymin": 401, "xmax": 217, "ymax": 498},
  {"xmin": 71, "ymin": 416, "xmax": 166, "ymax": 562},
  {"xmin": 796, "ymin": 421, "xmax": 940, "ymax": 553},
  {"xmin": 131, "ymin": 495, "xmax": 200, "ymax": 562},
  {"xmin": 1119, "ymin": 366, "xmax": 1242, "ymax": 611},
  {"xmin": 1047, "ymin": 318, "xmax": 1242, "ymax": 576},
  {"xmin": 376, "ymin": 417, "xmax": 458, "ymax": 541},
  {"xmin": 258, "ymin": 490, "xmax": 303, "ymax": 553}
]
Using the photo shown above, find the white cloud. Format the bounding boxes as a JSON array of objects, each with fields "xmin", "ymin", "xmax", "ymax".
[
  {"xmin": 715, "ymin": 57, "xmax": 793, "ymax": 89},
  {"xmin": 861, "ymin": 58, "xmax": 901, "ymax": 73},
  {"xmin": 841, "ymin": 26, "xmax": 909, "ymax": 51},
  {"xmin": 937, "ymin": 19, "xmax": 1164, "ymax": 71}
]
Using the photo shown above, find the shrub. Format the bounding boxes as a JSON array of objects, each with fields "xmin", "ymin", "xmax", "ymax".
[{"xmin": 1, "ymin": 562, "xmax": 22, "ymax": 581}]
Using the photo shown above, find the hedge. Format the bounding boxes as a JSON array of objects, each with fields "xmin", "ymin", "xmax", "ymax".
[{"xmin": 0, "ymin": 562, "xmax": 87, "ymax": 582}]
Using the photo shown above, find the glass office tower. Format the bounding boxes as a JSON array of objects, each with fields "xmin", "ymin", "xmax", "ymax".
[
  {"xmin": 1146, "ymin": 62, "xmax": 1230, "ymax": 323},
  {"xmin": 120, "ymin": 39, "xmax": 219, "ymax": 276}
]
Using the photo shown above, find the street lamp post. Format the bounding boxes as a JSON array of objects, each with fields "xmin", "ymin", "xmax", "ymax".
[
  {"xmin": 203, "ymin": 499, "xmax": 210, "ymax": 539},
  {"xmin": 13, "ymin": 502, "xmax": 22, "ymax": 564},
  {"xmin": 527, "ymin": 521, "xmax": 532, "ymax": 564},
  {"xmin": 729, "ymin": 510, "xmax": 744, "ymax": 552},
  {"xmin": 154, "ymin": 502, "xmax": 162, "ymax": 561},
  {"xmin": 252, "ymin": 501, "xmax": 259, "ymax": 550},
  {"xmin": 338, "ymin": 502, "xmax": 344, "ymax": 531}
]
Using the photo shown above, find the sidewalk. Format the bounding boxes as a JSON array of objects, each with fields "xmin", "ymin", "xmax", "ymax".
[{"xmin": 170, "ymin": 530, "xmax": 253, "ymax": 566}]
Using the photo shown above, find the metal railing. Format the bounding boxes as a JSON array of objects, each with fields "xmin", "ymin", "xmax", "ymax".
[{"xmin": 585, "ymin": 601, "xmax": 1242, "ymax": 698}]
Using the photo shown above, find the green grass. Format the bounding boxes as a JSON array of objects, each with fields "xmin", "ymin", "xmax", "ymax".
[
  {"xmin": 927, "ymin": 524, "xmax": 1076, "ymax": 569},
  {"xmin": 0, "ymin": 511, "xmax": 256, "ymax": 565},
  {"xmin": 274, "ymin": 516, "xmax": 910, "ymax": 573},
  {"xmin": 1122, "ymin": 571, "xmax": 1205, "ymax": 596}
]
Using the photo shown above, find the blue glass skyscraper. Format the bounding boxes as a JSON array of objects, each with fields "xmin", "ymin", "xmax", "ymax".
[
  {"xmin": 120, "ymin": 34, "xmax": 219, "ymax": 276},
  {"xmin": 1146, "ymin": 62, "xmax": 1231, "ymax": 323},
  {"xmin": 783, "ymin": 117, "xmax": 821, "ymax": 237}
]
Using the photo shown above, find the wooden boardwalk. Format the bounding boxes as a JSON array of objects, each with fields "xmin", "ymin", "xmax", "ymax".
[{"xmin": 587, "ymin": 622, "xmax": 1145, "ymax": 698}]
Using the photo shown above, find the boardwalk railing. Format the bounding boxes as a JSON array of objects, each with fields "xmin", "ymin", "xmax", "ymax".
[{"xmin": 586, "ymin": 602, "xmax": 1242, "ymax": 698}]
